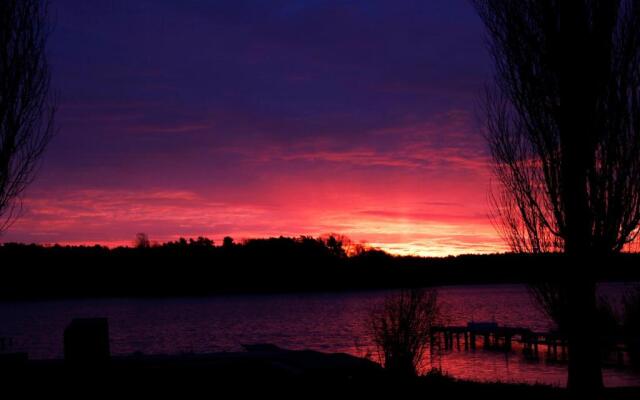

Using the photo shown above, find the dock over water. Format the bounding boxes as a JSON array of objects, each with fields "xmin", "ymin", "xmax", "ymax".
[{"xmin": 431, "ymin": 322, "xmax": 571, "ymax": 362}]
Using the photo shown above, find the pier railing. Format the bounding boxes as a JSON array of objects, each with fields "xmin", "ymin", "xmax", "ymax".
[{"xmin": 429, "ymin": 322, "xmax": 619, "ymax": 364}]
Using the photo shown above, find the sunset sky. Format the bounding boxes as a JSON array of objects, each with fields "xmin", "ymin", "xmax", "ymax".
[{"xmin": 2, "ymin": 0, "xmax": 506, "ymax": 256}]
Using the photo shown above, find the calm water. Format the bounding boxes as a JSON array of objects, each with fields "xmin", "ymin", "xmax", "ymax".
[{"xmin": 1, "ymin": 283, "xmax": 639, "ymax": 387}]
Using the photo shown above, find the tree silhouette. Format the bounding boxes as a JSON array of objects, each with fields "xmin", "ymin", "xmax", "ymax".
[
  {"xmin": 473, "ymin": 0, "xmax": 640, "ymax": 393},
  {"xmin": 368, "ymin": 288, "xmax": 439, "ymax": 377},
  {"xmin": 0, "ymin": 0, "xmax": 55, "ymax": 233},
  {"xmin": 222, "ymin": 236, "xmax": 234, "ymax": 249},
  {"xmin": 134, "ymin": 233, "xmax": 150, "ymax": 249}
]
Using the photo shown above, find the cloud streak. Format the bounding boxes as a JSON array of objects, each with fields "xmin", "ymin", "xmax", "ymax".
[{"xmin": 0, "ymin": 1, "xmax": 502, "ymax": 256}]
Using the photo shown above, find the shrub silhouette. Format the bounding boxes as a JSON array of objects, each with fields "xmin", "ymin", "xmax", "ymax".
[{"xmin": 368, "ymin": 288, "xmax": 439, "ymax": 377}]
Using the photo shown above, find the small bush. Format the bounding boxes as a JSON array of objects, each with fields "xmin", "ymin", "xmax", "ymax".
[{"xmin": 368, "ymin": 288, "xmax": 439, "ymax": 377}]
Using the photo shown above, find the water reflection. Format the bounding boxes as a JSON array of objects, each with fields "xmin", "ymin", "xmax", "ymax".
[{"xmin": 0, "ymin": 284, "xmax": 638, "ymax": 386}]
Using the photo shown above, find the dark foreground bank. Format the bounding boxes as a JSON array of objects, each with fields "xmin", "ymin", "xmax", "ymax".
[{"xmin": 2, "ymin": 347, "xmax": 638, "ymax": 400}]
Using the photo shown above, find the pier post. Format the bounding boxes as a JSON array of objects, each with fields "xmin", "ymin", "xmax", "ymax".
[
  {"xmin": 618, "ymin": 348, "xmax": 624, "ymax": 366},
  {"xmin": 64, "ymin": 318, "xmax": 110, "ymax": 366}
]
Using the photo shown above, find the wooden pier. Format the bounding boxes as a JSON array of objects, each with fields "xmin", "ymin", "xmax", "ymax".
[{"xmin": 430, "ymin": 322, "xmax": 570, "ymax": 361}]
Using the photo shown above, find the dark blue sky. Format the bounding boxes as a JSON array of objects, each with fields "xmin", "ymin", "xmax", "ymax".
[{"xmin": 4, "ymin": 0, "xmax": 500, "ymax": 256}]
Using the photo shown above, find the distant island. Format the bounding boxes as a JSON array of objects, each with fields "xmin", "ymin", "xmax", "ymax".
[{"xmin": 0, "ymin": 235, "xmax": 638, "ymax": 300}]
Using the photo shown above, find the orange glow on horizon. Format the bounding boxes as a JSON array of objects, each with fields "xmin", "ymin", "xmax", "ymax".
[
  {"xmin": 1, "ymin": 111, "xmax": 504, "ymax": 257},
  {"xmin": 4, "ymin": 186, "xmax": 506, "ymax": 257}
]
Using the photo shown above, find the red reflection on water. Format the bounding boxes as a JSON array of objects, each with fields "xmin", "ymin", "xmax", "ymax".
[{"xmin": 0, "ymin": 284, "xmax": 638, "ymax": 387}]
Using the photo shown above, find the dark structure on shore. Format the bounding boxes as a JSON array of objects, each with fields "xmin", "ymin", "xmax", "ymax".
[{"xmin": 64, "ymin": 318, "xmax": 110, "ymax": 366}]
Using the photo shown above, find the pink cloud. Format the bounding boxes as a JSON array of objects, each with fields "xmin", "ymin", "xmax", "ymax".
[
  {"xmin": 4, "ymin": 110, "xmax": 504, "ymax": 256},
  {"xmin": 3, "ymin": 181, "xmax": 504, "ymax": 256}
]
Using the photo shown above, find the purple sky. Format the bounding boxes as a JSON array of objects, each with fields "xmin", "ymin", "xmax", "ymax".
[{"xmin": 3, "ymin": 0, "xmax": 503, "ymax": 256}]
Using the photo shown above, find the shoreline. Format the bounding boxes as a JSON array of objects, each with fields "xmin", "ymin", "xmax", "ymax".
[{"xmin": 2, "ymin": 348, "xmax": 639, "ymax": 399}]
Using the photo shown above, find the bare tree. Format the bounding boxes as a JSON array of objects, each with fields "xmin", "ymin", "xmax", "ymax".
[
  {"xmin": 473, "ymin": 0, "xmax": 640, "ymax": 393},
  {"xmin": 134, "ymin": 232, "xmax": 151, "ymax": 249},
  {"xmin": 368, "ymin": 288, "xmax": 439, "ymax": 377},
  {"xmin": 0, "ymin": 0, "xmax": 55, "ymax": 233}
]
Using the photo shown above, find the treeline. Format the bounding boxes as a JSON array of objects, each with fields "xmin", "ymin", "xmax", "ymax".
[{"xmin": 0, "ymin": 236, "xmax": 638, "ymax": 299}]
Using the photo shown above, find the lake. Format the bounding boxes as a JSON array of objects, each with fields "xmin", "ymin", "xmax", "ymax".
[{"xmin": 1, "ymin": 283, "xmax": 639, "ymax": 387}]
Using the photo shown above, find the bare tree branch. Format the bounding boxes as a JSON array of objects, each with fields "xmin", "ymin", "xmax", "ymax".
[
  {"xmin": 0, "ymin": 0, "xmax": 55, "ymax": 233},
  {"xmin": 473, "ymin": 0, "xmax": 640, "ymax": 393}
]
